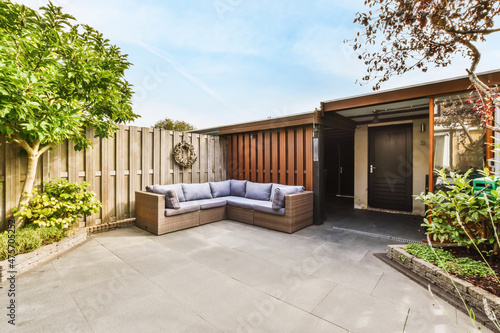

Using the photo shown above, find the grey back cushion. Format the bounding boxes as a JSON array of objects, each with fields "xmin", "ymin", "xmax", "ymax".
[
  {"xmin": 272, "ymin": 186, "xmax": 302, "ymax": 210},
  {"xmin": 245, "ymin": 182, "xmax": 273, "ymax": 201},
  {"xmin": 209, "ymin": 180, "xmax": 231, "ymax": 198},
  {"xmin": 270, "ymin": 184, "xmax": 304, "ymax": 201},
  {"xmin": 152, "ymin": 184, "xmax": 185, "ymax": 202},
  {"xmin": 165, "ymin": 189, "xmax": 180, "ymax": 209},
  {"xmin": 182, "ymin": 183, "xmax": 213, "ymax": 201},
  {"xmin": 230, "ymin": 180, "xmax": 247, "ymax": 197}
]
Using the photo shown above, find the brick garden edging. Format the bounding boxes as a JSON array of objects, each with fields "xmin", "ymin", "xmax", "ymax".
[
  {"xmin": 0, "ymin": 229, "xmax": 87, "ymax": 283},
  {"xmin": 386, "ymin": 244, "xmax": 500, "ymax": 319}
]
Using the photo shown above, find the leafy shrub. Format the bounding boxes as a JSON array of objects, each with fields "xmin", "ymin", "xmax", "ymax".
[
  {"xmin": 415, "ymin": 168, "xmax": 500, "ymax": 257},
  {"xmin": 0, "ymin": 224, "xmax": 71, "ymax": 261},
  {"xmin": 404, "ymin": 244, "xmax": 494, "ymax": 277},
  {"xmin": 14, "ymin": 179, "xmax": 101, "ymax": 229}
]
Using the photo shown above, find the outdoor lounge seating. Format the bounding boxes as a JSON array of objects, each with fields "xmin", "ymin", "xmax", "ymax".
[{"xmin": 135, "ymin": 180, "xmax": 313, "ymax": 235}]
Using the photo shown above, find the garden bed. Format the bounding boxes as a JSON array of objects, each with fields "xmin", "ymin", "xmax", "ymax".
[
  {"xmin": 0, "ymin": 229, "xmax": 87, "ymax": 283},
  {"xmin": 385, "ymin": 244, "xmax": 500, "ymax": 328}
]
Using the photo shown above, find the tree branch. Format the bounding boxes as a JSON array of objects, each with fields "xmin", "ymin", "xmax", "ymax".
[{"xmin": 445, "ymin": 27, "xmax": 500, "ymax": 36}]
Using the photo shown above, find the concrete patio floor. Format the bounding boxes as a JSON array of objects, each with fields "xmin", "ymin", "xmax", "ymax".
[{"xmin": 0, "ymin": 219, "xmax": 493, "ymax": 333}]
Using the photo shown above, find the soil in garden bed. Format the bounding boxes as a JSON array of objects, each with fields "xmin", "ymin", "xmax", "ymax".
[{"xmin": 444, "ymin": 247, "xmax": 500, "ymax": 297}]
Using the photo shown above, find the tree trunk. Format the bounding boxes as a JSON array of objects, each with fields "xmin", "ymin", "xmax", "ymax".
[{"xmin": 16, "ymin": 146, "xmax": 41, "ymax": 228}]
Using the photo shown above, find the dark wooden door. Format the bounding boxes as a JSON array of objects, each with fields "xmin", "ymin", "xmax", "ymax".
[{"xmin": 368, "ymin": 124, "xmax": 413, "ymax": 211}]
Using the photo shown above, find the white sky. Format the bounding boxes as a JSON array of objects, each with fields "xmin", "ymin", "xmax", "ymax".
[{"xmin": 14, "ymin": 0, "xmax": 500, "ymax": 130}]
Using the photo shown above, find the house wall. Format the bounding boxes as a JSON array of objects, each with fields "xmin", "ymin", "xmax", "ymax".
[{"xmin": 353, "ymin": 119, "xmax": 429, "ymax": 215}]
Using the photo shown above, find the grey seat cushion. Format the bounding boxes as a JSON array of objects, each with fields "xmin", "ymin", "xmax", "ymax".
[
  {"xmin": 269, "ymin": 184, "xmax": 304, "ymax": 201},
  {"xmin": 152, "ymin": 184, "xmax": 186, "ymax": 202},
  {"xmin": 230, "ymin": 180, "xmax": 247, "ymax": 197},
  {"xmin": 225, "ymin": 196, "xmax": 261, "ymax": 210},
  {"xmin": 195, "ymin": 198, "xmax": 228, "ymax": 210},
  {"xmin": 253, "ymin": 201, "xmax": 285, "ymax": 216},
  {"xmin": 182, "ymin": 183, "xmax": 213, "ymax": 201},
  {"xmin": 165, "ymin": 202, "xmax": 200, "ymax": 217},
  {"xmin": 209, "ymin": 180, "xmax": 231, "ymax": 198},
  {"xmin": 245, "ymin": 182, "xmax": 273, "ymax": 201}
]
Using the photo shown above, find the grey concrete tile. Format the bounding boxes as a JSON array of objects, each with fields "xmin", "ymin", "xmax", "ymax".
[
  {"xmin": 312, "ymin": 259, "xmax": 384, "ymax": 295},
  {"xmin": 158, "ymin": 234, "xmax": 218, "ymax": 255},
  {"xmin": 70, "ymin": 270, "xmax": 162, "ymax": 321},
  {"xmin": 126, "ymin": 248, "xmax": 191, "ymax": 277},
  {"xmin": 88, "ymin": 293, "xmax": 220, "ymax": 333},
  {"xmin": 312, "ymin": 241, "xmax": 369, "ymax": 262},
  {"xmin": 6, "ymin": 305, "xmax": 92, "ymax": 333},
  {"xmin": 52, "ymin": 254, "xmax": 137, "ymax": 292},
  {"xmin": 313, "ymin": 285, "xmax": 409, "ymax": 333}
]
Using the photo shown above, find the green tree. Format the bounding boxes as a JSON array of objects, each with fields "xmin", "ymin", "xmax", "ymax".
[
  {"xmin": 349, "ymin": 0, "xmax": 500, "ymax": 130},
  {"xmin": 153, "ymin": 117, "xmax": 196, "ymax": 132},
  {"xmin": 0, "ymin": 1, "xmax": 138, "ymax": 225}
]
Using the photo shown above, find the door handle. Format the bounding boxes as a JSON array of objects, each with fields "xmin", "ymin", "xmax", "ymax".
[
  {"xmin": 370, "ymin": 165, "xmax": 376, "ymax": 173},
  {"xmin": 340, "ymin": 167, "xmax": 343, "ymax": 174}
]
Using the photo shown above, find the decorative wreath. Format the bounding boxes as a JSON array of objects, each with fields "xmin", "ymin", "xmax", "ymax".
[{"xmin": 173, "ymin": 141, "xmax": 197, "ymax": 168}]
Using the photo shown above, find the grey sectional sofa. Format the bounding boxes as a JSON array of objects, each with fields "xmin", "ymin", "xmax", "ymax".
[{"xmin": 135, "ymin": 180, "xmax": 313, "ymax": 235}]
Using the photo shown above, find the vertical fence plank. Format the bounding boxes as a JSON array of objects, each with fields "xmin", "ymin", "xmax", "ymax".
[
  {"xmin": 101, "ymin": 135, "xmax": 111, "ymax": 223},
  {"xmin": 305, "ymin": 126, "xmax": 313, "ymax": 191},
  {"xmin": 115, "ymin": 126, "xmax": 126, "ymax": 221},
  {"xmin": 141, "ymin": 128, "xmax": 149, "ymax": 189},
  {"xmin": 160, "ymin": 129, "xmax": 167, "ymax": 185},
  {"xmin": 129, "ymin": 127, "xmax": 138, "ymax": 217},
  {"xmin": 85, "ymin": 128, "xmax": 97, "ymax": 226},
  {"xmin": 153, "ymin": 128, "xmax": 161, "ymax": 185},
  {"xmin": 208, "ymin": 136, "xmax": 215, "ymax": 182},
  {"xmin": 287, "ymin": 129, "xmax": 295, "ymax": 185},
  {"xmin": 4, "ymin": 142, "xmax": 20, "ymax": 226},
  {"xmin": 296, "ymin": 127, "xmax": 304, "ymax": 187},
  {"xmin": 173, "ymin": 131, "xmax": 181, "ymax": 184},
  {"xmin": 279, "ymin": 130, "xmax": 287, "ymax": 185},
  {"xmin": 238, "ymin": 134, "xmax": 244, "ymax": 180},
  {"xmin": 215, "ymin": 136, "xmax": 223, "ymax": 181},
  {"xmin": 264, "ymin": 132, "xmax": 271, "ymax": 183},
  {"xmin": 257, "ymin": 132, "xmax": 263, "ymax": 183},
  {"xmin": 271, "ymin": 131, "xmax": 279, "ymax": 183},
  {"xmin": 191, "ymin": 133, "xmax": 200, "ymax": 184},
  {"xmin": 68, "ymin": 141, "xmax": 78, "ymax": 183},
  {"xmin": 250, "ymin": 134, "xmax": 257, "ymax": 181},
  {"xmin": 244, "ymin": 134, "xmax": 250, "ymax": 180}
]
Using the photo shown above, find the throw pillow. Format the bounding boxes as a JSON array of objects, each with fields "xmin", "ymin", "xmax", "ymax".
[
  {"xmin": 152, "ymin": 184, "xmax": 186, "ymax": 202},
  {"xmin": 245, "ymin": 182, "xmax": 273, "ymax": 201},
  {"xmin": 165, "ymin": 189, "xmax": 180, "ymax": 209},
  {"xmin": 182, "ymin": 183, "xmax": 213, "ymax": 201},
  {"xmin": 209, "ymin": 180, "xmax": 231, "ymax": 197},
  {"xmin": 230, "ymin": 180, "xmax": 247, "ymax": 197},
  {"xmin": 272, "ymin": 187, "xmax": 301, "ymax": 210}
]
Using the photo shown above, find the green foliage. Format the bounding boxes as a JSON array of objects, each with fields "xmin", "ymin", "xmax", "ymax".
[
  {"xmin": 0, "ymin": 0, "xmax": 138, "ymax": 150},
  {"xmin": 153, "ymin": 117, "xmax": 196, "ymax": 132},
  {"xmin": 415, "ymin": 168, "xmax": 500, "ymax": 255},
  {"xmin": 14, "ymin": 179, "xmax": 101, "ymax": 229},
  {"xmin": 0, "ymin": 224, "xmax": 70, "ymax": 261},
  {"xmin": 404, "ymin": 244, "xmax": 494, "ymax": 277}
]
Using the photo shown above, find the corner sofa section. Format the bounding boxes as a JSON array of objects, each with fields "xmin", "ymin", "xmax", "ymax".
[{"xmin": 135, "ymin": 180, "xmax": 313, "ymax": 235}]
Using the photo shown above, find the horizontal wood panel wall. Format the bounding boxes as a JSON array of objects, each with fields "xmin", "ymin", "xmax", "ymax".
[
  {"xmin": 0, "ymin": 125, "xmax": 227, "ymax": 231},
  {"xmin": 226, "ymin": 126, "xmax": 313, "ymax": 191}
]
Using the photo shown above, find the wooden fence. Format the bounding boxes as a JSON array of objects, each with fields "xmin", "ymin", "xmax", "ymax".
[
  {"xmin": 226, "ymin": 125, "xmax": 313, "ymax": 191},
  {"xmin": 0, "ymin": 125, "xmax": 227, "ymax": 231}
]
